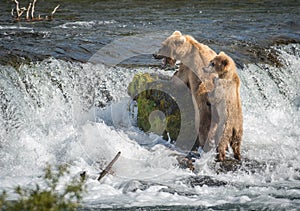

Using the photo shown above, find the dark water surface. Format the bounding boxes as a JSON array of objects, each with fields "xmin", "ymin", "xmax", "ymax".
[{"xmin": 0, "ymin": 0, "xmax": 299, "ymax": 66}]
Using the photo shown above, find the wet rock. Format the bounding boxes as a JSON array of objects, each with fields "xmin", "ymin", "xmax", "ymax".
[
  {"xmin": 210, "ymin": 157, "xmax": 274, "ymax": 174},
  {"xmin": 177, "ymin": 157, "xmax": 195, "ymax": 172},
  {"xmin": 0, "ymin": 46, "xmax": 46, "ymax": 69},
  {"xmin": 120, "ymin": 180, "xmax": 149, "ymax": 193},
  {"xmin": 246, "ymin": 45, "xmax": 283, "ymax": 67},
  {"xmin": 128, "ymin": 73, "xmax": 194, "ymax": 142},
  {"xmin": 176, "ymin": 151, "xmax": 201, "ymax": 172},
  {"xmin": 184, "ymin": 175, "xmax": 227, "ymax": 187},
  {"xmin": 94, "ymin": 80, "xmax": 113, "ymax": 108},
  {"xmin": 216, "ymin": 38, "xmax": 300, "ymax": 68},
  {"xmin": 159, "ymin": 187, "xmax": 196, "ymax": 197},
  {"xmin": 293, "ymin": 168, "xmax": 300, "ymax": 180}
]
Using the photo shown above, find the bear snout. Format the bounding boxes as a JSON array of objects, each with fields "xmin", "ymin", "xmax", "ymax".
[{"xmin": 153, "ymin": 53, "xmax": 164, "ymax": 59}]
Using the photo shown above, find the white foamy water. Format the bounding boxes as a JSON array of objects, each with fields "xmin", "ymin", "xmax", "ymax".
[
  {"xmin": 0, "ymin": 44, "xmax": 299, "ymax": 209},
  {"xmin": 56, "ymin": 20, "xmax": 118, "ymax": 29},
  {"xmin": 0, "ymin": 26, "xmax": 33, "ymax": 30}
]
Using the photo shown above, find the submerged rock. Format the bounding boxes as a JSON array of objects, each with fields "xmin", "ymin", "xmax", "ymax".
[
  {"xmin": 184, "ymin": 175, "xmax": 227, "ymax": 187},
  {"xmin": 120, "ymin": 180, "xmax": 149, "ymax": 193},
  {"xmin": 209, "ymin": 157, "xmax": 275, "ymax": 174}
]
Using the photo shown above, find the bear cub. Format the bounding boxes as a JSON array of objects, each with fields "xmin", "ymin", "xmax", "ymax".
[{"xmin": 204, "ymin": 52, "xmax": 243, "ymax": 161}]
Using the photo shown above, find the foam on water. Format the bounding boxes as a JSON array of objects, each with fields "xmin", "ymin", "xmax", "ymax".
[
  {"xmin": 0, "ymin": 44, "xmax": 300, "ymax": 209},
  {"xmin": 0, "ymin": 26, "xmax": 33, "ymax": 30},
  {"xmin": 56, "ymin": 20, "xmax": 118, "ymax": 29}
]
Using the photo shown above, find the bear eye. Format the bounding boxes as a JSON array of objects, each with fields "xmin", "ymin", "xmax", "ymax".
[{"xmin": 210, "ymin": 62, "xmax": 215, "ymax": 67}]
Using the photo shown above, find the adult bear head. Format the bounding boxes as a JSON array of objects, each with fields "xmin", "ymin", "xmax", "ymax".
[{"xmin": 153, "ymin": 31, "xmax": 188, "ymax": 68}]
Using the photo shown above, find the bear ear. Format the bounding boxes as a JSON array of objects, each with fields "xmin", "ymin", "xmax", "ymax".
[
  {"xmin": 218, "ymin": 52, "xmax": 228, "ymax": 66},
  {"xmin": 172, "ymin": 31, "xmax": 182, "ymax": 36},
  {"xmin": 174, "ymin": 36, "xmax": 186, "ymax": 45},
  {"xmin": 219, "ymin": 51, "xmax": 226, "ymax": 56}
]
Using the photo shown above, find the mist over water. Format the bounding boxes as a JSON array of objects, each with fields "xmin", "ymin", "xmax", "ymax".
[{"xmin": 0, "ymin": 0, "xmax": 300, "ymax": 209}]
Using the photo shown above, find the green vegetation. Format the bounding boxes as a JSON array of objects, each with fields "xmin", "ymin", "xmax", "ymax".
[
  {"xmin": 0, "ymin": 164, "xmax": 86, "ymax": 211},
  {"xmin": 128, "ymin": 73, "xmax": 189, "ymax": 142}
]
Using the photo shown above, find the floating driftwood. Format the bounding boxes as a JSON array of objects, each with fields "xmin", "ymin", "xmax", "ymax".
[
  {"xmin": 97, "ymin": 151, "xmax": 121, "ymax": 181},
  {"xmin": 11, "ymin": 0, "xmax": 60, "ymax": 21}
]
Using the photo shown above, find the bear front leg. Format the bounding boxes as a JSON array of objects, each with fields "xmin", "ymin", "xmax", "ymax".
[{"xmin": 197, "ymin": 82, "xmax": 208, "ymax": 95}]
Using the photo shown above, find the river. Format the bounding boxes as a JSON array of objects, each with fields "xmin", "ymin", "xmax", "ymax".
[{"xmin": 0, "ymin": 0, "xmax": 299, "ymax": 209}]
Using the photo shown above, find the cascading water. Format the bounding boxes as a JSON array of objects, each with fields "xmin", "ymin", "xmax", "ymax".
[
  {"xmin": 0, "ymin": 42, "xmax": 299, "ymax": 209},
  {"xmin": 1, "ymin": 0, "xmax": 300, "ymax": 208}
]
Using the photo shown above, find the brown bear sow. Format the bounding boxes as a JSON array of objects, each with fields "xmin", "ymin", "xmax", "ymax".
[
  {"xmin": 206, "ymin": 52, "xmax": 243, "ymax": 161},
  {"xmin": 154, "ymin": 31, "xmax": 217, "ymax": 151}
]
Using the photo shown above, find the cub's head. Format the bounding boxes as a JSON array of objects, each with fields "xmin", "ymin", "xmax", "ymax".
[
  {"xmin": 153, "ymin": 31, "xmax": 189, "ymax": 68},
  {"xmin": 204, "ymin": 52, "xmax": 235, "ymax": 79}
]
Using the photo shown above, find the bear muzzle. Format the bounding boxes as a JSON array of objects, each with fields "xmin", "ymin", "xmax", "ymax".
[{"xmin": 153, "ymin": 54, "xmax": 176, "ymax": 69}]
